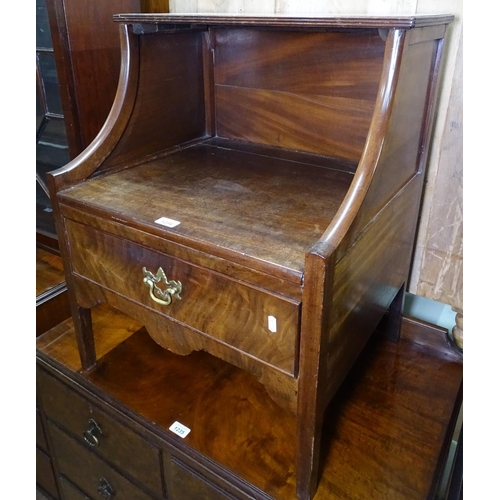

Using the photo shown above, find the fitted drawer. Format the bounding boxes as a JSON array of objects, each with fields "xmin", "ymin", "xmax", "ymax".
[
  {"xmin": 65, "ymin": 218, "xmax": 300, "ymax": 375},
  {"xmin": 60, "ymin": 477, "xmax": 91, "ymax": 500},
  {"xmin": 170, "ymin": 456, "xmax": 236, "ymax": 500},
  {"xmin": 165, "ymin": 451, "xmax": 255, "ymax": 500},
  {"xmin": 36, "ymin": 408, "xmax": 48, "ymax": 452},
  {"xmin": 37, "ymin": 447, "xmax": 59, "ymax": 499},
  {"xmin": 37, "ymin": 367, "xmax": 163, "ymax": 497},
  {"xmin": 48, "ymin": 421, "xmax": 153, "ymax": 500}
]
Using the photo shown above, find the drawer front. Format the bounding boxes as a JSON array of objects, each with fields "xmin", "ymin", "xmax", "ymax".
[
  {"xmin": 37, "ymin": 367, "xmax": 163, "ymax": 497},
  {"xmin": 48, "ymin": 421, "xmax": 153, "ymax": 500},
  {"xmin": 37, "ymin": 408, "xmax": 48, "ymax": 452},
  {"xmin": 60, "ymin": 477, "xmax": 91, "ymax": 500},
  {"xmin": 37, "ymin": 447, "xmax": 59, "ymax": 499},
  {"xmin": 170, "ymin": 459, "xmax": 234, "ymax": 500},
  {"xmin": 167, "ymin": 454, "xmax": 243, "ymax": 500},
  {"xmin": 66, "ymin": 218, "xmax": 300, "ymax": 375}
]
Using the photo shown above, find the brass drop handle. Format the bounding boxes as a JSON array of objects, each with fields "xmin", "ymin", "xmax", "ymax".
[
  {"xmin": 83, "ymin": 418, "xmax": 102, "ymax": 447},
  {"xmin": 97, "ymin": 477, "xmax": 115, "ymax": 499},
  {"xmin": 143, "ymin": 267, "xmax": 182, "ymax": 306}
]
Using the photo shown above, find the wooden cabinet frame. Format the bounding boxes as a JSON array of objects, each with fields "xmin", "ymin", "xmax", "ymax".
[{"xmin": 47, "ymin": 14, "xmax": 453, "ymax": 500}]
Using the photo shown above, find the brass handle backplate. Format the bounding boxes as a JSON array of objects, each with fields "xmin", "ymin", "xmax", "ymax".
[
  {"xmin": 83, "ymin": 418, "xmax": 102, "ymax": 447},
  {"xmin": 143, "ymin": 267, "xmax": 182, "ymax": 306}
]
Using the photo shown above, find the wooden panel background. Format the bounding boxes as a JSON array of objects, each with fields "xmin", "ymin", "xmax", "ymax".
[
  {"xmin": 46, "ymin": 0, "xmax": 143, "ymax": 158},
  {"xmin": 213, "ymin": 29, "xmax": 384, "ymax": 160},
  {"xmin": 141, "ymin": 0, "xmax": 170, "ymax": 12},
  {"xmin": 168, "ymin": 0, "xmax": 463, "ymax": 314}
]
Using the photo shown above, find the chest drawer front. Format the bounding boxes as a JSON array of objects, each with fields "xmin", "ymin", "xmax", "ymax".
[
  {"xmin": 36, "ymin": 408, "xmax": 48, "ymax": 452},
  {"xmin": 167, "ymin": 454, "xmax": 246, "ymax": 500},
  {"xmin": 60, "ymin": 477, "xmax": 92, "ymax": 500},
  {"xmin": 37, "ymin": 367, "xmax": 163, "ymax": 497},
  {"xmin": 170, "ymin": 459, "xmax": 235, "ymax": 500},
  {"xmin": 65, "ymin": 218, "xmax": 300, "ymax": 375},
  {"xmin": 37, "ymin": 447, "xmax": 59, "ymax": 499},
  {"xmin": 48, "ymin": 421, "xmax": 153, "ymax": 500}
]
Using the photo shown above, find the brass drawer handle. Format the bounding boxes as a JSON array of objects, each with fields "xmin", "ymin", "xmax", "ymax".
[
  {"xmin": 143, "ymin": 267, "xmax": 182, "ymax": 306},
  {"xmin": 97, "ymin": 477, "xmax": 115, "ymax": 499},
  {"xmin": 83, "ymin": 418, "xmax": 102, "ymax": 447}
]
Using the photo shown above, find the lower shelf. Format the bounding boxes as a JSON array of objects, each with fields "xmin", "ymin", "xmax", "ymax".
[{"xmin": 36, "ymin": 306, "xmax": 462, "ymax": 500}]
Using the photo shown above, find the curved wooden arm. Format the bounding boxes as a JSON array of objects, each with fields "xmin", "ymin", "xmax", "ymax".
[
  {"xmin": 310, "ymin": 29, "xmax": 406, "ymax": 260},
  {"xmin": 47, "ymin": 23, "xmax": 139, "ymax": 194}
]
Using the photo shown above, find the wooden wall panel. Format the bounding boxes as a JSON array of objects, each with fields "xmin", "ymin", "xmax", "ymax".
[
  {"xmin": 170, "ymin": 0, "xmax": 464, "ymax": 315},
  {"xmin": 141, "ymin": 0, "xmax": 170, "ymax": 11},
  {"xmin": 105, "ymin": 32, "xmax": 206, "ymax": 168},
  {"xmin": 47, "ymin": 0, "xmax": 168, "ymax": 161},
  {"xmin": 214, "ymin": 29, "xmax": 384, "ymax": 160}
]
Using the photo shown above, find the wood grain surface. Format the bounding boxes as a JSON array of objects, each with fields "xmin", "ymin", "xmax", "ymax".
[
  {"xmin": 48, "ymin": 421, "xmax": 153, "ymax": 500},
  {"xmin": 36, "ymin": 306, "xmax": 462, "ymax": 500},
  {"xmin": 214, "ymin": 29, "xmax": 384, "ymax": 160},
  {"xmin": 47, "ymin": 0, "xmax": 142, "ymax": 157},
  {"xmin": 60, "ymin": 142, "xmax": 354, "ymax": 279},
  {"xmin": 104, "ymin": 30, "xmax": 206, "ymax": 169},
  {"xmin": 65, "ymin": 218, "xmax": 300, "ymax": 375},
  {"xmin": 37, "ymin": 366, "xmax": 164, "ymax": 497},
  {"xmin": 45, "ymin": 15, "xmax": 456, "ymax": 500},
  {"xmin": 114, "ymin": 13, "xmax": 455, "ymax": 28},
  {"xmin": 59, "ymin": 202, "xmax": 303, "ymax": 300},
  {"xmin": 324, "ymin": 178, "xmax": 421, "ymax": 403},
  {"xmin": 169, "ymin": 0, "xmax": 464, "ymax": 354},
  {"xmin": 341, "ymin": 33, "xmax": 441, "ymax": 249},
  {"xmin": 70, "ymin": 275, "xmax": 300, "ymax": 412},
  {"xmin": 140, "ymin": 0, "xmax": 169, "ymax": 12},
  {"xmin": 36, "ymin": 247, "xmax": 72, "ymax": 337},
  {"xmin": 36, "ymin": 247, "xmax": 66, "ymax": 297},
  {"xmin": 36, "ymin": 303, "xmax": 141, "ymax": 372}
]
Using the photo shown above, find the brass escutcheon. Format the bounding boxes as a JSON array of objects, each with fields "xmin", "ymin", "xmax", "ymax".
[{"xmin": 142, "ymin": 266, "xmax": 182, "ymax": 306}]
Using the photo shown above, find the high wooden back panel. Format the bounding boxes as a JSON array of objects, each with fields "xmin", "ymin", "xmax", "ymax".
[
  {"xmin": 104, "ymin": 31, "xmax": 207, "ymax": 169},
  {"xmin": 341, "ymin": 31, "xmax": 444, "ymax": 256},
  {"xmin": 213, "ymin": 29, "xmax": 385, "ymax": 161}
]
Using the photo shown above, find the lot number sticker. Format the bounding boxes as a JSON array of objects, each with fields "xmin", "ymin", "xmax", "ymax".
[{"xmin": 169, "ymin": 421, "xmax": 191, "ymax": 438}]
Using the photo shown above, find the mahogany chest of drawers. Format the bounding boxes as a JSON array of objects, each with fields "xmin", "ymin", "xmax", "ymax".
[{"xmin": 36, "ymin": 307, "xmax": 463, "ymax": 500}]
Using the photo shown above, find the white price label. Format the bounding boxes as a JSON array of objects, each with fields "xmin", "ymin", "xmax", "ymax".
[
  {"xmin": 155, "ymin": 217, "xmax": 181, "ymax": 228},
  {"xmin": 268, "ymin": 315, "xmax": 277, "ymax": 333},
  {"xmin": 169, "ymin": 421, "xmax": 191, "ymax": 438}
]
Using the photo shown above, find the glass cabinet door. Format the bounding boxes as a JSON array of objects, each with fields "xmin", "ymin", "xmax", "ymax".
[{"xmin": 36, "ymin": 0, "xmax": 69, "ymax": 248}]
